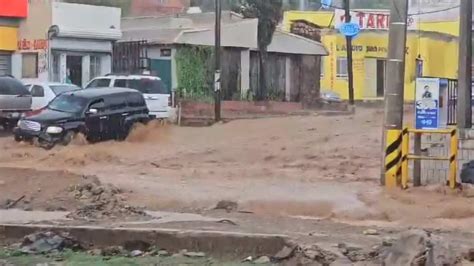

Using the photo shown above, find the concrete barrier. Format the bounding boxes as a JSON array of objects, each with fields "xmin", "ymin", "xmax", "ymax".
[{"xmin": 0, "ymin": 224, "xmax": 289, "ymax": 259}]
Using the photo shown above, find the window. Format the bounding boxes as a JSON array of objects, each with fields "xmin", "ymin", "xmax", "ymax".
[
  {"xmin": 49, "ymin": 95, "xmax": 87, "ymax": 114},
  {"xmin": 22, "ymin": 53, "xmax": 38, "ymax": 78},
  {"xmin": 30, "ymin": 85, "xmax": 44, "ymax": 97},
  {"xmin": 106, "ymin": 95, "xmax": 127, "ymax": 111},
  {"xmin": 114, "ymin": 79, "xmax": 127, "ymax": 88},
  {"xmin": 336, "ymin": 57, "xmax": 348, "ymax": 78},
  {"xmin": 90, "ymin": 56, "xmax": 102, "ymax": 79},
  {"xmin": 86, "ymin": 78, "xmax": 111, "ymax": 88},
  {"xmin": 89, "ymin": 99, "xmax": 106, "ymax": 113},
  {"xmin": 127, "ymin": 79, "xmax": 170, "ymax": 94}
]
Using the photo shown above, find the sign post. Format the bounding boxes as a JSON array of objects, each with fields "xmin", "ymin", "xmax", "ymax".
[{"xmin": 415, "ymin": 78, "xmax": 440, "ymax": 129}]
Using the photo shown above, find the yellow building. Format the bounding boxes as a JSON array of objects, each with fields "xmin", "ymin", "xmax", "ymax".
[{"xmin": 284, "ymin": 10, "xmax": 460, "ymax": 101}]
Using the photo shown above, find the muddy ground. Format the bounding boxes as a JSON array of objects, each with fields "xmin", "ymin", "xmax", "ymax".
[{"xmin": 1, "ymin": 108, "xmax": 474, "ymax": 241}]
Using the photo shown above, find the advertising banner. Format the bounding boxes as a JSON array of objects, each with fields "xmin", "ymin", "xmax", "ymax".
[
  {"xmin": 415, "ymin": 78, "xmax": 440, "ymax": 129},
  {"xmin": 0, "ymin": 0, "xmax": 28, "ymax": 18}
]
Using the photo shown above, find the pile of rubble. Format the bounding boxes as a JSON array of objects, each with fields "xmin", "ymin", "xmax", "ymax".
[{"xmin": 66, "ymin": 175, "xmax": 149, "ymax": 221}]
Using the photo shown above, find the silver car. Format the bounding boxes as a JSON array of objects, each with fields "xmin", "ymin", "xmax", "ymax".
[{"xmin": 0, "ymin": 76, "xmax": 32, "ymax": 130}]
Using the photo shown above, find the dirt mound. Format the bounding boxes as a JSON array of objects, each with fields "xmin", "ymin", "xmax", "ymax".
[
  {"xmin": 66, "ymin": 175, "xmax": 149, "ymax": 221},
  {"xmin": 0, "ymin": 167, "xmax": 83, "ymax": 211}
]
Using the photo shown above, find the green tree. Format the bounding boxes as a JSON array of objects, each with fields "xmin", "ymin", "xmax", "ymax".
[{"xmin": 236, "ymin": 0, "xmax": 283, "ymax": 100}]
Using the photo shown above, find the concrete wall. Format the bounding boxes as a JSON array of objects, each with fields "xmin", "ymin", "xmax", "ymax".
[{"xmin": 15, "ymin": 0, "xmax": 53, "ymax": 82}]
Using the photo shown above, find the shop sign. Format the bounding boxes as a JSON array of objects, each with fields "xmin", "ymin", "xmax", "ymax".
[
  {"xmin": 18, "ymin": 39, "xmax": 48, "ymax": 51},
  {"xmin": 335, "ymin": 9, "xmax": 417, "ymax": 30},
  {"xmin": 415, "ymin": 78, "xmax": 440, "ymax": 129},
  {"xmin": 339, "ymin": 22, "xmax": 360, "ymax": 37},
  {"xmin": 0, "ymin": 0, "xmax": 28, "ymax": 18}
]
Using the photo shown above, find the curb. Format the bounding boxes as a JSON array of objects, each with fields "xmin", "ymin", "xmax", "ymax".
[{"xmin": 0, "ymin": 224, "xmax": 289, "ymax": 259}]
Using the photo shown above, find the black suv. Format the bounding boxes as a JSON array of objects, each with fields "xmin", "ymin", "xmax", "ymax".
[{"xmin": 14, "ymin": 87, "xmax": 149, "ymax": 149}]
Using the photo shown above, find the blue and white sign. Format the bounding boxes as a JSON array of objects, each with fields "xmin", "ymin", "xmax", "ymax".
[
  {"xmin": 338, "ymin": 22, "xmax": 361, "ymax": 38},
  {"xmin": 321, "ymin": 0, "xmax": 332, "ymax": 9},
  {"xmin": 415, "ymin": 78, "xmax": 440, "ymax": 129}
]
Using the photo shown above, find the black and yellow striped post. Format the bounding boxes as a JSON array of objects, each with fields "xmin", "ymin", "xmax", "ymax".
[
  {"xmin": 385, "ymin": 129, "xmax": 403, "ymax": 188},
  {"xmin": 401, "ymin": 128, "xmax": 409, "ymax": 189},
  {"xmin": 448, "ymin": 128, "xmax": 458, "ymax": 189}
]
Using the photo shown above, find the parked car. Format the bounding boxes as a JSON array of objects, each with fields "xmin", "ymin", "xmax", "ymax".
[
  {"xmin": 0, "ymin": 76, "xmax": 32, "ymax": 130},
  {"xmin": 14, "ymin": 88, "xmax": 149, "ymax": 149},
  {"xmin": 24, "ymin": 82, "xmax": 81, "ymax": 110},
  {"xmin": 85, "ymin": 74, "xmax": 171, "ymax": 119}
]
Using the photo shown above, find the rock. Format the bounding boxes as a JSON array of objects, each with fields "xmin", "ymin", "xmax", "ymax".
[
  {"xmin": 130, "ymin": 250, "xmax": 143, "ymax": 257},
  {"xmin": 19, "ymin": 231, "xmax": 81, "ymax": 255},
  {"xmin": 301, "ymin": 244, "xmax": 338, "ymax": 265},
  {"xmin": 241, "ymin": 256, "xmax": 253, "ymax": 262},
  {"xmin": 157, "ymin": 250, "xmax": 170, "ymax": 257},
  {"xmin": 184, "ymin": 251, "xmax": 206, "ymax": 258},
  {"xmin": 363, "ymin": 229, "xmax": 379, "ymax": 236},
  {"xmin": 382, "ymin": 236, "xmax": 395, "ymax": 247},
  {"xmin": 273, "ymin": 245, "xmax": 296, "ymax": 260},
  {"xmin": 91, "ymin": 186, "xmax": 104, "ymax": 196},
  {"xmin": 253, "ymin": 256, "xmax": 271, "ymax": 264},
  {"xmin": 383, "ymin": 229, "xmax": 461, "ymax": 266},
  {"xmin": 89, "ymin": 249, "xmax": 102, "ymax": 256},
  {"xmin": 464, "ymin": 248, "xmax": 474, "ymax": 262},
  {"xmin": 214, "ymin": 200, "xmax": 238, "ymax": 212}
]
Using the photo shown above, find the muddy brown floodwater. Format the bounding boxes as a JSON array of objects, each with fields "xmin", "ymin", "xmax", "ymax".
[{"xmin": 2, "ymin": 108, "xmax": 474, "ymax": 231}]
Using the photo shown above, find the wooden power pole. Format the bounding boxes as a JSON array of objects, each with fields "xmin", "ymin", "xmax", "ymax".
[
  {"xmin": 343, "ymin": 0, "xmax": 355, "ymax": 106},
  {"xmin": 382, "ymin": 0, "xmax": 409, "ymax": 187},
  {"xmin": 214, "ymin": 0, "xmax": 222, "ymax": 122},
  {"xmin": 457, "ymin": 0, "xmax": 472, "ymax": 129}
]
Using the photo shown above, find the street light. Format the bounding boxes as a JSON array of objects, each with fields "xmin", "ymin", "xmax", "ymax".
[{"xmin": 214, "ymin": 0, "xmax": 221, "ymax": 122}]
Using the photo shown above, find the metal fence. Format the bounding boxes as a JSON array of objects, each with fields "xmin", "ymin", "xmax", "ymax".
[
  {"xmin": 447, "ymin": 78, "xmax": 458, "ymax": 125},
  {"xmin": 112, "ymin": 40, "xmax": 149, "ymax": 74}
]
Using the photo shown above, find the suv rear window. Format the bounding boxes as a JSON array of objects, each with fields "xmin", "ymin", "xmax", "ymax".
[
  {"xmin": 114, "ymin": 79, "xmax": 169, "ymax": 94},
  {"xmin": 86, "ymin": 78, "xmax": 111, "ymax": 88},
  {"xmin": 0, "ymin": 77, "xmax": 30, "ymax": 96}
]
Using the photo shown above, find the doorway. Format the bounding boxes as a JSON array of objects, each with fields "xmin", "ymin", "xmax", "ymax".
[
  {"xmin": 376, "ymin": 59, "xmax": 386, "ymax": 97},
  {"xmin": 364, "ymin": 58, "xmax": 386, "ymax": 98},
  {"xmin": 66, "ymin": 55, "xmax": 82, "ymax": 87}
]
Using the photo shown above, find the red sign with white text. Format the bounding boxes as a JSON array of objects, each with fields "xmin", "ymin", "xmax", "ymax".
[
  {"xmin": 335, "ymin": 9, "xmax": 416, "ymax": 30},
  {"xmin": 0, "ymin": 0, "xmax": 28, "ymax": 18}
]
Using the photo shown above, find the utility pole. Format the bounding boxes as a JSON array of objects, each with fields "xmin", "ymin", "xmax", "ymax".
[
  {"xmin": 382, "ymin": 0, "xmax": 409, "ymax": 187},
  {"xmin": 343, "ymin": 0, "xmax": 355, "ymax": 106},
  {"xmin": 214, "ymin": 0, "xmax": 222, "ymax": 122},
  {"xmin": 457, "ymin": 0, "xmax": 472, "ymax": 129}
]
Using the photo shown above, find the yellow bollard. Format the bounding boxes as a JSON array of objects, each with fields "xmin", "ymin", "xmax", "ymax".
[
  {"xmin": 401, "ymin": 128, "xmax": 409, "ymax": 189},
  {"xmin": 385, "ymin": 129, "xmax": 402, "ymax": 188},
  {"xmin": 449, "ymin": 129, "xmax": 458, "ymax": 189}
]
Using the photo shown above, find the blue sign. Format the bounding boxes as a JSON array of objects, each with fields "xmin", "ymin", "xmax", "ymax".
[
  {"xmin": 339, "ymin": 22, "xmax": 360, "ymax": 37},
  {"xmin": 415, "ymin": 78, "xmax": 440, "ymax": 129},
  {"xmin": 321, "ymin": 0, "xmax": 332, "ymax": 9}
]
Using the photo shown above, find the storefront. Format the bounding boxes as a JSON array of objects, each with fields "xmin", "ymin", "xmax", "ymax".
[
  {"xmin": 0, "ymin": 0, "xmax": 27, "ymax": 75},
  {"xmin": 15, "ymin": 1, "xmax": 121, "ymax": 86},
  {"xmin": 284, "ymin": 9, "xmax": 460, "ymax": 101}
]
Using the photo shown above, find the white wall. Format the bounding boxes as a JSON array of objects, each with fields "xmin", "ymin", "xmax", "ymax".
[
  {"xmin": 240, "ymin": 49, "xmax": 250, "ymax": 98},
  {"xmin": 52, "ymin": 2, "xmax": 121, "ymax": 39}
]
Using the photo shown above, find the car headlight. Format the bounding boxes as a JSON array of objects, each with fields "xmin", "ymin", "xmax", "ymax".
[{"xmin": 46, "ymin": 126, "xmax": 63, "ymax": 134}]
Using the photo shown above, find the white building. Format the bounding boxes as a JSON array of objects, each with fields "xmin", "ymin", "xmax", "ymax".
[{"xmin": 13, "ymin": 1, "xmax": 122, "ymax": 87}]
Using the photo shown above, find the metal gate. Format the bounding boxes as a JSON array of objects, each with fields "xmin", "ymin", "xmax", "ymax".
[
  {"xmin": 447, "ymin": 78, "xmax": 458, "ymax": 125},
  {"xmin": 112, "ymin": 40, "xmax": 149, "ymax": 74},
  {"xmin": 0, "ymin": 52, "xmax": 11, "ymax": 76}
]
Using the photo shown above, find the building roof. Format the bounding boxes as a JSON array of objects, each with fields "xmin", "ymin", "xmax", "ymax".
[{"xmin": 122, "ymin": 11, "xmax": 328, "ymax": 56}]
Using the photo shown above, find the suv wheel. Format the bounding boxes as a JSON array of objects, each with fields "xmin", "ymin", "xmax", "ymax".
[{"xmin": 61, "ymin": 131, "xmax": 75, "ymax": 146}]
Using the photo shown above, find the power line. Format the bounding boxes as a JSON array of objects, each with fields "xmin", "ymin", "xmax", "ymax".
[{"xmin": 316, "ymin": 1, "xmax": 460, "ymax": 16}]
